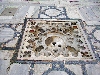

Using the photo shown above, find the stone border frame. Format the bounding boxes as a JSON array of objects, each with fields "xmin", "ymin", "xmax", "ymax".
[
  {"xmin": 79, "ymin": 21, "xmax": 100, "ymax": 60},
  {"xmin": 14, "ymin": 18, "xmax": 100, "ymax": 63}
]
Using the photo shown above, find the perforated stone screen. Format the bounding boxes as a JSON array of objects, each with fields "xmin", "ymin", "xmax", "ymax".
[{"xmin": 17, "ymin": 19, "xmax": 95, "ymax": 60}]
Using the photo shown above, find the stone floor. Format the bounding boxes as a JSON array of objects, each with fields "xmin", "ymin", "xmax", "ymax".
[
  {"xmin": 38, "ymin": 6, "xmax": 69, "ymax": 19},
  {"xmin": 0, "ymin": 0, "xmax": 100, "ymax": 75}
]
